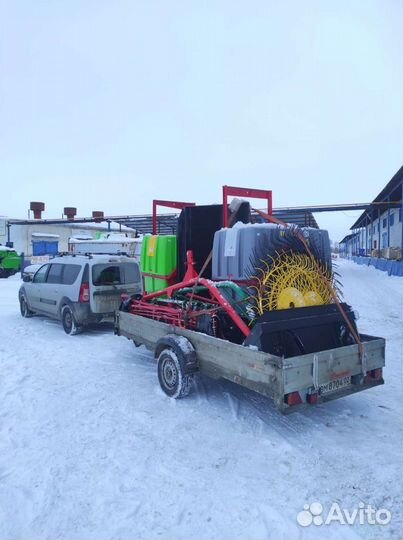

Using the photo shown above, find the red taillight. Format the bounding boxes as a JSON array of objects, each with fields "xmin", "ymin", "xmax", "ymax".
[
  {"xmin": 285, "ymin": 391, "xmax": 303, "ymax": 406},
  {"xmin": 79, "ymin": 283, "xmax": 90, "ymax": 303},
  {"xmin": 307, "ymin": 392, "xmax": 318, "ymax": 404},
  {"xmin": 365, "ymin": 368, "xmax": 383, "ymax": 383},
  {"xmin": 371, "ymin": 368, "xmax": 383, "ymax": 380}
]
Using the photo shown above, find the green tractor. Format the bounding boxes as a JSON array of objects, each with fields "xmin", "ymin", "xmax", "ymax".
[{"xmin": 0, "ymin": 246, "xmax": 21, "ymax": 278}]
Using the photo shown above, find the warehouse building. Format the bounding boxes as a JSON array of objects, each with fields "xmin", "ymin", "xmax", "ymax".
[
  {"xmin": 0, "ymin": 218, "xmax": 136, "ymax": 259},
  {"xmin": 340, "ymin": 165, "xmax": 403, "ymax": 276},
  {"xmin": 339, "ymin": 233, "xmax": 359, "ymax": 258},
  {"xmin": 0, "ymin": 204, "xmax": 136, "ymax": 261}
]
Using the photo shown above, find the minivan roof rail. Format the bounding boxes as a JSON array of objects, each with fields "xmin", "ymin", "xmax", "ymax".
[{"xmin": 56, "ymin": 251, "xmax": 131, "ymax": 258}]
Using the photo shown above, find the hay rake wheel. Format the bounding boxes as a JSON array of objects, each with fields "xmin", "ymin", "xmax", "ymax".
[{"xmin": 251, "ymin": 252, "xmax": 337, "ymax": 315}]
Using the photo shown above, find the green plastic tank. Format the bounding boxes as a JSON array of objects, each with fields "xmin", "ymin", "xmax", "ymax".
[{"xmin": 140, "ymin": 235, "xmax": 177, "ymax": 293}]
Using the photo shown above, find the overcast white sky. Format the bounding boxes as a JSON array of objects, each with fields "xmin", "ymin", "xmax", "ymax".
[{"xmin": 1, "ymin": 0, "xmax": 402, "ymax": 241}]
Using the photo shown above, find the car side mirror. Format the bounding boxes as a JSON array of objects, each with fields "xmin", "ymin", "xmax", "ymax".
[{"xmin": 22, "ymin": 275, "xmax": 33, "ymax": 282}]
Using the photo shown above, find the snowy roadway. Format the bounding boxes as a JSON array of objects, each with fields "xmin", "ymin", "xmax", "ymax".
[{"xmin": 0, "ymin": 260, "xmax": 402, "ymax": 540}]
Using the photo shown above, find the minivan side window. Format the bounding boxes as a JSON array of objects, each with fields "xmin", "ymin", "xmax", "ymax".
[
  {"xmin": 47, "ymin": 264, "xmax": 64, "ymax": 284},
  {"xmin": 33, "ymin": 264, "xmax": 50, "ymax": 283},
  {"xmin": 62, "ymin": 264, "xmax": 81, "ymax": 285}
]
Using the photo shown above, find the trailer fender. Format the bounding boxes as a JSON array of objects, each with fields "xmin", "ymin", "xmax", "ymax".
[{"xmin": 155, "ymin": 335, "xmax": 199, "ymax": 375}]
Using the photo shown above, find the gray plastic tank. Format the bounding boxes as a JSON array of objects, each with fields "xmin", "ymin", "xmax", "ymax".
[{"xmin": 212, "ymin": 222, "xmax": 331, "ymax": 281}]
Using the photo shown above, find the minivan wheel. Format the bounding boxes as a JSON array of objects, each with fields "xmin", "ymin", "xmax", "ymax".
[
  {"xmin": 20, "ymin": 296, "xmax": 33, "ymax": 318},
  {"xmin": 61, "ymin": 305, "xmax": 82, "ymax": 336}
]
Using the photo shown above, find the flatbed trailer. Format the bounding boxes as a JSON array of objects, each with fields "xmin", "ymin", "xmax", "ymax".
[{"xmin": 115, "ymin": 311, "xmax": 385, "ymax": 414}]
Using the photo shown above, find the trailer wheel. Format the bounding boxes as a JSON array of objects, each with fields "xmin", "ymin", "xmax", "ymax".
[{"xmin": 157, "ymin": 348, "xmax": 194, "ymax": 398}]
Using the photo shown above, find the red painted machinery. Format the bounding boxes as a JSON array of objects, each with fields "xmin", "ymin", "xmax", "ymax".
[
  {"xmin": 121, "ymin": 185, "xmax": 364, "ymax": 359},
  {"xmin": 122, "ymin": 186, "xmax": 273, "ymax": 344}
]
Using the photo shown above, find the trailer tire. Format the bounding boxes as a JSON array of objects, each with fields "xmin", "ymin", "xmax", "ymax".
[
  {"xmin": 157, "ymin": 348, "xmax": 194, "ymax": 398},
  {"xmin": 155, "ymin": 336, "xmax": 198, "ymax": 399}
]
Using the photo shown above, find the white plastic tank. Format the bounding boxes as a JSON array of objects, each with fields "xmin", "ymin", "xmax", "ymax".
[{"xmin": 212, "ymin": 222, "xmax": 331, "ymax": 281}]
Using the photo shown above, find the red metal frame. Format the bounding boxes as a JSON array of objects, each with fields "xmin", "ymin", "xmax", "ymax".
[
  {"xmin": 222, "ymin": 186, "xmax": 273, "ymax": 228},
  {"xmin": 142, "ymin": 251, "xmax": 196, "ymax": 293},
  {"xmin": 129, "ymin": 277, "xmax": 251, "ymax": 338},
  {"xmin": 141, "ymin": 268, "xmax": 177, "ymax": 285},
  {"xmin": 129, "ymin": 300, "xmax": 192, "ymax": 329},
  {"xmin": 152, "ymin": 199, "xmax": 195, "ymax": 235}
]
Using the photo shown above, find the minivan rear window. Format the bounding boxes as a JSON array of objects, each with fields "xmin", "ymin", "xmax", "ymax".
[
  {"xmin": 92, "ymin": 263, "xmax": 140, "ymax": 286},
  {"xmin": 62, "ymin": 264, "xmax": 81, "ymax": 285}
]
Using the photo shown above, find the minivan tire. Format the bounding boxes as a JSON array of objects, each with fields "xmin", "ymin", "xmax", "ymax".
[
  {"xmin": 20, "ymin": 296, "xmax": 34, "ymax": 318},
  {"xmin": 61, "ymin": 305, "xmax": 82, "ymax": 336}
]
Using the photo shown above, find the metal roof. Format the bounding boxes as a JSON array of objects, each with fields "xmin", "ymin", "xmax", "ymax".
[
  {"xmin": 8, "ymin": 209, "xmax": 320, "ymax": 235},
  {"xmin": 350, "ymin": 165, "xmax": 403, "ymax": 229},
  {"xmin": 339, "ymin": 232, "xmax": 359, "ymax": 244},
  {"xmin": 273, "ymin": 203, "xmax": 370, "ymax": 213},
  {"xmin": 118, "ymin": 209, "xmax": 320, "ymax": 234},
  {"xmin": 255, "ymin": 210, "xmax": 319, "ymax": 228}
]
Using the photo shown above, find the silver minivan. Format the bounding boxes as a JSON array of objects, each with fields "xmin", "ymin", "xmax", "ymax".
[{"xmin": 19, "ymin": 254, "xmax": 142, "ymax": 334}]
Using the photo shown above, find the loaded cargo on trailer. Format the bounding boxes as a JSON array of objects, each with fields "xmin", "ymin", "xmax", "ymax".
[{"xmin": 115, "ymin": 186, "xmax": 385, "ymax": 414}]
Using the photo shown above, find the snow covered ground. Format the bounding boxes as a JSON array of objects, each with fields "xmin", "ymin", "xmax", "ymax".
[{"xmin": 0, "ymin": 260, "xmax": 401, "ymax": 540}]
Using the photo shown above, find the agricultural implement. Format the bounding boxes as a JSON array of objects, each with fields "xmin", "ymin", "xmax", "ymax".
[{"xmin": 115, "ymin": 186, "xmax": 385, "ymax": 413}]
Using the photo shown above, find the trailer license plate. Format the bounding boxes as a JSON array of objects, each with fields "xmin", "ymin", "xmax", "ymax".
[{"xmin": 320, "ymin": 376, "xmax": 351, "ymax": 395}]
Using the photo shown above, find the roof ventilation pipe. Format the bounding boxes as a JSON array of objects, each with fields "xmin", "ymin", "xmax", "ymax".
[
  {"xmin": 30, "ymin": 202, "xmax": 45, "ymax": 219},
  {"xmin": 64, "ymin": 207, "xmax": 77, "ymax": 220},
  {"xmin": 92, "ymin": 211, "xmax": 104, "ymax": 223}
]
